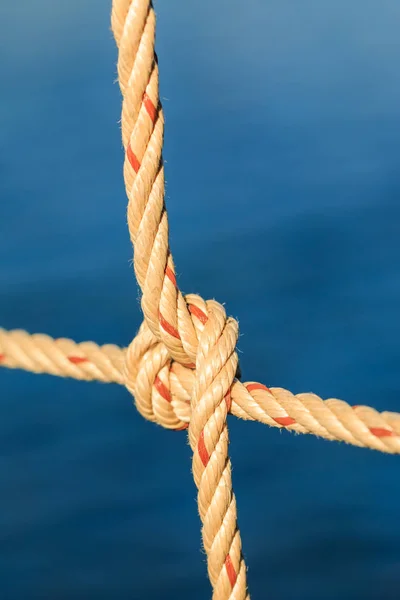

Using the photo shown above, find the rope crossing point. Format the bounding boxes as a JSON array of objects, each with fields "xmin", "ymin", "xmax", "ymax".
[{"xmin": 1, "ymin": 1, "xmax": 399, "ymax": 598}]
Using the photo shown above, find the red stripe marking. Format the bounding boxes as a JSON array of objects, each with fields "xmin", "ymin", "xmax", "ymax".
[
  {"xmin": 352, "ymin": 405, "xmax": 360, "ymax": 409},
  {"xmin": 0, "ymin": 354, "xmax": 5, "ymax": 362},
  {"xmin": 126, "ymin": 144, "xmax": 140, "ymax": 172},
  {"xmin": 165, "ymin": 265, "xmax": 177, "ymax": 288},
  {"xmin": 370, "ymin": 427, "xmax": 395, "ymax": 438},
  {"xmin": 225, "ymin": 390, "xmax": 232, "ymax": 413},
  {"xmin": 246, "ymin": 383, "xmax": 271, "ymax": 393},
  {"xmin": 225, "ymin": 554, "xmax": 237, "ymax": 588},
  {"xmin": 154, "ymin": 376, "xmax": 171, "ymax": 403},
  {"xmin": 198, "ymin": 430, "xmax": 210, "ymax": 467},
  {"xmin": 176, "ymin": 423, "xmax": 189, "ymax": 431},
  {"xmin": 68, "ymin": 356, "xmax": 88, "ymax": 365},
  {"xmin": 188, "ymin": 304, "xmax": 208, "ymax": 325},
  {"xmin": 274, "ymin": 416, "xmax": 296, "ymax": 426},
  {"xmin": 159, "ymin": 311, "xmax": 180, "ymax": 339},
  {"xmin": 186, "ymin": 362, "xmax": 196, "ymax": 369},
  {"xmin": 143, "ymin": 92, "xmax": 157, "ymax": 124}
]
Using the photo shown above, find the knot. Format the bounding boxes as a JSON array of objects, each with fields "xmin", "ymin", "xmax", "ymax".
[{"xmin": 123, "ymin": 295, "xmax": 237, "ymax": 430}]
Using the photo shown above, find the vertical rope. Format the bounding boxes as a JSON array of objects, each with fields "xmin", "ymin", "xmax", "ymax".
[
  {"xmin": 189, "ymin": 302, "xmax": 249, "ymax": 598},
  {"xmin": 111, "ymin": 1, "xmax": 250, "ymax": 597}
]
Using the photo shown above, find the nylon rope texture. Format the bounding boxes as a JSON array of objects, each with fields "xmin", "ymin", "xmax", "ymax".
[{"xmin": 1, "ymin": 328, "xmax": 400, "ymax": 454}]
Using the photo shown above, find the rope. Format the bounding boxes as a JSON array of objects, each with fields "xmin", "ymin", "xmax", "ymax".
[
  {"xmin": 113, "ymin": 1, "xmax": 250, "ymax": 595},
  {"xmin": 0, "ymin": 328, "xmax": 125, "ymax": 383},
  {"xmin": 1, "ymin": 1, "xmax": 399, "ymax": 598},
  {"xmin": 2, "ymin": 327, "xmax": 400, "ymax": 453}
]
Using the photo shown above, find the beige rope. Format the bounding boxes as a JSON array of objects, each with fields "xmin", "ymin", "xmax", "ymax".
[
  {"xmin": 0, "ymin": 328, "xmax": 125, "ymax": 383},
  {"xmin": 1, "ymin": 1, "xmax": 399, "ymax": 598},
  {"xmin": 113, "ymin": 1, "xmax": 250, "ymax": 596},
  {"xmin": 2, "ymin": 326, "xmax": 400, "ymax": 455}
]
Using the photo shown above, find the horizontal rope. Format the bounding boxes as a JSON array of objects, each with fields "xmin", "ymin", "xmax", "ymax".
[{"xmin": 1, "ymin": 327, "xmax": 399, "ymax": 453}]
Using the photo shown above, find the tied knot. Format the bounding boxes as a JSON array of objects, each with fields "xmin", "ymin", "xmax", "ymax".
[{"xmin": 123, "ymin": 295, "xmax": 238, "ymax": 431}]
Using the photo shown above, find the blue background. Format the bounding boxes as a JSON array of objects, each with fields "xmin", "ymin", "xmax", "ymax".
[{"xmin": 1, "ymin": 1, "xmax": 399, "ymax": 598}]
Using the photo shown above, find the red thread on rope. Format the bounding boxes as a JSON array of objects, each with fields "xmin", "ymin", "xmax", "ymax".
[
  {"xmin": 165, "ymin": 265, "xmax": 177, "ymax": 287},
  {"xmin": 198, "ymin": 430, "xmax": 210, "ymax": 466},
  {"xmin": 370, "ymin": 427, "xmax": 395, "ymax": 438},
  {"xmin": 225, "ymin": 554, "xmax": 238, "ymax": 588},
  {"xmin": 68, "ymin": 356, "xmax": 88, "ymax": 365},
  {"xmin": 159, "ymin": 312, "xmax": 180, "ymax": 340},
  {"xmin": 143, "ymin": 92, "xmax": 157, "ymax": 124},
  {"xmin": 245, "ymin": 383, "xmax": 296, "ymax": 426},
  {"xmin": 188, "ymin": 304, "xmax": 208, "ymax": 325},
  {"xmin": 154, "ymin": 375, "xmax": 171, "ymax": 402},
  {"xmin": 274, "ymin": 416, "xmax": 296, "ymax": 426},
  {"xmin": 225, "ymin": 390, "xmax": 232, "ymax": 413},
  {"xmin": 127, "ymin": 143, "xmax": 140, "ymax": 172},
  {"xmin": 246, "ymin": 383, "xmax": 271, "ymax": 393},
  {"xmin": 0, "ymin": 353, "xmax": 90, "ymax": 365}
]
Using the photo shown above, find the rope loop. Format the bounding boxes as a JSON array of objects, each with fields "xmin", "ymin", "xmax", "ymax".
[
  {"xmin": 124, "ymin": 319, "xmax": 189, "ymax": 429},
  {"xmin": 123, "ymin": 295, "xmax": 240, "ymax": 432}
]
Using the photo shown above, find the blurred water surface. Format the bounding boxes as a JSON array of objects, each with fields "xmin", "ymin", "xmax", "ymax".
[{"xmin": 1, "ymin": 1, "xmax": 399, "ymax": 598}]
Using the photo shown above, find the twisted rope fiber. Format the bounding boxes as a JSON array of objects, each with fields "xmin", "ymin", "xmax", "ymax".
[
  {"xmin": 113, "ymin": 0, "xmax": 250, "ymax": 596},
  {"xmin": 1, "ymin": 327, "xmax": 400, "ymax": 454},
  {"xmin": 1, "ymin": 0, "xmax": 400, "ymax": 597}
]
